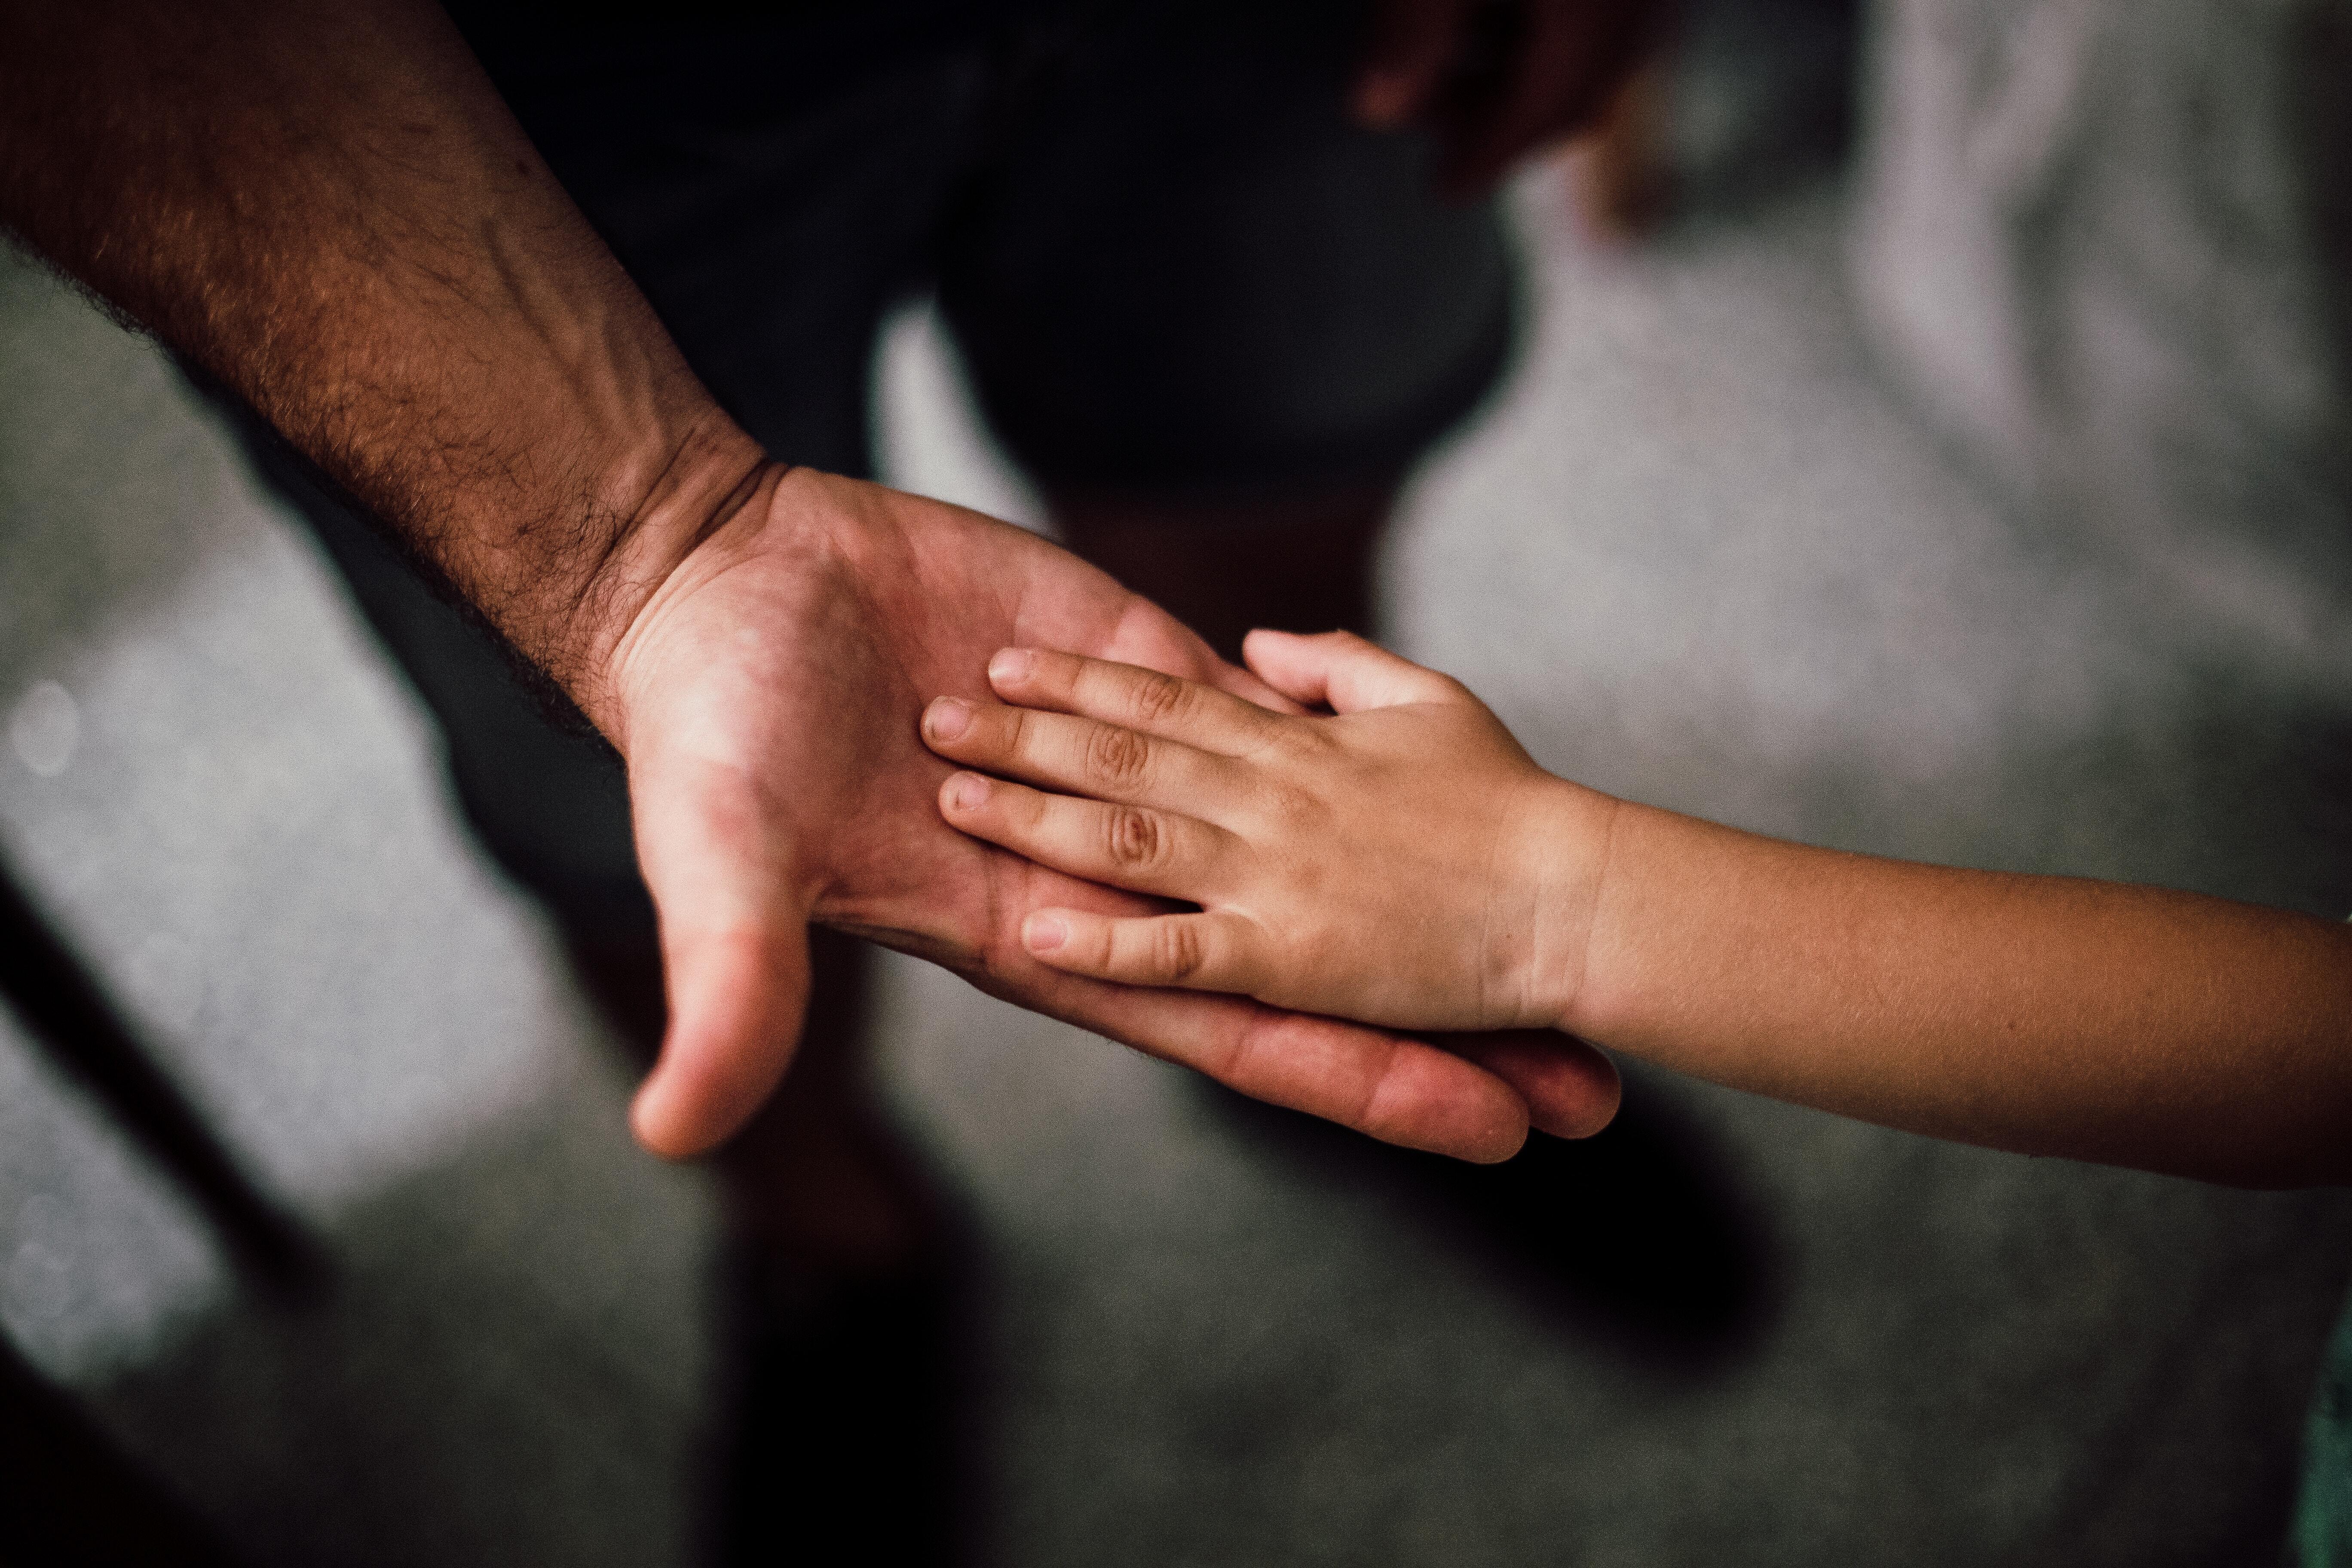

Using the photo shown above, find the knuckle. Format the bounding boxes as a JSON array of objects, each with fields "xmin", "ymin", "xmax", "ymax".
[
  {"xmin": 1126, "ymin": 669, "xmax": 1194, "ymax": 726},
  {"xmin": 1259, "ymin": 779, "xmax": 1320, "ymax": 833},
  {"xmin": 1153, "ymin": 920, "xmax": 1208, "ymax": 982},
  {"xmin": 1267, "ymin": 719, "xmax": 1325, "ymax": 764},
  {"xmin": 1084, "ymin": 723, "xmax": 1152, "ymax": 789},
  {"xmin": 1011, "ymin": 785, "xmax": 1053, "ymax": 831},
  {"xmin": 1104, "ymin": 806, "xmax": 1165, "ymax": 870},
  {"xmin": 1003, "ymin": 706, "xmax": 1036, "ymax": 760}
]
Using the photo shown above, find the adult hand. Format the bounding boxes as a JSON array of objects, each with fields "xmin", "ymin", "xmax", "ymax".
[
  {"xmin": 605, "ymin": 467, "xmax": 1621, "ymax": 1163},
  {"xmin": 0, "ymin": 0, "xmax": 1619, "ymax": 1164},
  {"xmin": 1354, "ymin": 0, "xmax": 1659, "ymax": 194}
]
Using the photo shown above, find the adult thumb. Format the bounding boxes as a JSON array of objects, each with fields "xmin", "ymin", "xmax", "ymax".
[
  {"xmin": 623, "ymin": 752, "xmax": 818, "ymax": 1160},
  {"xmin": 630, "ymin": 919, "xmax": 813, "ymax": 1159}
]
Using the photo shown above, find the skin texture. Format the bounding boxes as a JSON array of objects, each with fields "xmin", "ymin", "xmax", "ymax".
[
  {"xmin": 0, "ymin": 0, "xmax": 1632, "ymax": 1165},
  {"xmin": 607, "ymin": 469, "xmax": 1584, "ymax": 1162},
  {"xmin": 922, "ymin": 640, "xmax": 1608, "ymax": 1030},
  {"xmin": 926, "ymin": 631, "xmax": 2352, "ymax": 1189}
]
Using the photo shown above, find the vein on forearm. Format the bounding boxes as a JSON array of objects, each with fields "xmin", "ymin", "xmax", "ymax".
[{"xmin": 0, "ymin": 0, "xmax": 746, "ymax": 707}]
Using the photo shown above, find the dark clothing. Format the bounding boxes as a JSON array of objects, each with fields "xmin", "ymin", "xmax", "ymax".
[{"xmin": 221, "ymin": 0, "xmax": 1516, "ymax": 944}]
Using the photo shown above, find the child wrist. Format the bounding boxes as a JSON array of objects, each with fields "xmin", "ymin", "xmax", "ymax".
[{"xmin": 1512, "ymin": 776, "xmax": 1622, "ymax": 1034}]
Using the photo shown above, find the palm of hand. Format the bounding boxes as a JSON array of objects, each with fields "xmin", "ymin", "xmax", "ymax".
[
  {"xmin": 631, "ymin": 474, "xmax": 1190, "ymax": 903},
  {"xmin": 607, "ymin": 470, "xmax": 1566, "ymax": 1162}
]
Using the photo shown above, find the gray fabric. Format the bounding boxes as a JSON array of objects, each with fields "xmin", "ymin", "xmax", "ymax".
[
  {"xmin": 1853, "ymin": 7, "xmax": 2352, "ymax": 1558},
  {"xmin": 1851, "ymin": 0, "xmax": 2352, "ymax": 679}
]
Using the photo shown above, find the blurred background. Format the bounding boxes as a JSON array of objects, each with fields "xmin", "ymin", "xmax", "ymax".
[{"xmin": 6, "ymin": 0, "xmax": 2352, "ymax": 1562}]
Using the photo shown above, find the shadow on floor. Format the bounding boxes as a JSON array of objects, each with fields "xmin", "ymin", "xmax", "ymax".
[{"xmin": 1210, "ymin": 1068, "xmax": 1779, "ymax": 1377}]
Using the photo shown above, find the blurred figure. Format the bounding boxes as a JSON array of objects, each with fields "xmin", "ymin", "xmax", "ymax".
[
  {"xmin": 3, "ymin": 0, "xmax": 1654, "ymax": 1560},
  {"xmin": 191, "ymin": 2, "xmax": 1528, "ymax": 1554}
]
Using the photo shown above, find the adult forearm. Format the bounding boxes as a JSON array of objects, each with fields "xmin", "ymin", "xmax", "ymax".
[
  {"xmin": 1565, "ymin": 802, "xmax": 2352, "ymax": 1186},
  {"xmin": 0, "ymin": 0, "xmax": 762, "ymax": 728}
]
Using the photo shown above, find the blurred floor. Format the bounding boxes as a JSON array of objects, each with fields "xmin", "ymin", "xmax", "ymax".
[
  {"xmin": 0, "ymin": 239, "xmax": 722, "ymax": 1565},
  {"xmin": 5, "ymin": 152, "xmax": 2351, "ymax": 1567}
]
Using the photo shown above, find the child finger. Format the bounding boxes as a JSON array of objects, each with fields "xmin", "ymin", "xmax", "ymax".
[
  {"xmin": 1019, "ymin": 907, "xmax": 1261, "ymax": 994},
  {"xmin": 938, "ymin": 771, "xmax": 1232, "ymax": 900},
  {"xmin": 1240, "ymin": 629, "xmax": 1468, "ymax": 715},
  {"xmin": 923, "ymin": 694, "xmax": 1235, "ymax": 809},
  {"xmin": 986, "ymin": 647, "xmax": 1283, "ymax": 756}
]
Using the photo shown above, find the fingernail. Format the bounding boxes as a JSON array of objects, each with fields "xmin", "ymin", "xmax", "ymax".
[
  {"xmin": 925, "ymin": 696, "xmax": 973, "ymax": 741},
  {"xmin": 946, "ymin": 772, "xmax": 987, "ymax": 811},
  {"xmin": 1024, "ymin": 913, "xmax": 1068, "ymax": 952},
  {"xmin": 988, "ymin": 648, "xmax": 1034, "ymax": 684}
]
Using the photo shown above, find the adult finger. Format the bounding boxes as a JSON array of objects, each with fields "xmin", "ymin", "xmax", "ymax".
[
  {"xmin": 1082, "ymin": 594, "xmax": 1308, "ymax": 717},
  {"xmin": 825, "ymin": 776, "xmax": 1530, "ymax": 1161},
  {"xmin": 625, "ymin": 751, "xmax": 818, "ymax": 1159},
  {"xmin": 1354, "ymin": 0, "xmax": 1480, "ymax": 126},
  {"xmin": 937, "ymin": 769, "xmax": 1239, "ymax": 900},
  {"xmin": 986, "ymin": 647, "xmax": 1284, "ymax": 756},
  {"xmin": 1442, "ymin": 0, "xmax": 1618, "ymax": 193},
  {"xmin": 1443, "ymin": 1029, "xmax": 1623, "ymax": 1139},
  {"xmin": 963, "ymin": 929, "xmax": 1531, "ymax": 1163},
  {"xmin": 1240, "ymin": 628, "xmax": 1468, "ymax": 714},
  {"xmin": 921, "ymin": 694, "xmax": 1235, "ymax": 809}
]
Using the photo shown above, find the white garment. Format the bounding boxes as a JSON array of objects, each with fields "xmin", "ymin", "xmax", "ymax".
[{"xmin": 1849, "ymin": 0, "xmax": 2352, "ymax": 674}]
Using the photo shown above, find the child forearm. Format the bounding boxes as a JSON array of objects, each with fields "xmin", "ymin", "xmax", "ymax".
[
  {"xmin": 1562, "ymin": 799, "xmax": 2352, "ymax": 1186},
  {"xmin": 923, "ymin": 634, "xmax": 2352, "ymax": 1181}
]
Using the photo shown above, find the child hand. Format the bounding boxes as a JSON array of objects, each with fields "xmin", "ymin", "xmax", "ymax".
[{"xmin": 919, "ymin": 630, "xmax": 1617, "ymax": 1037}]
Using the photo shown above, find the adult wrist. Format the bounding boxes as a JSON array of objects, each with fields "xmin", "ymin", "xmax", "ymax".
[{"xmin": 540, "ymin": 412, "xmax": 775, "ymax": 743}]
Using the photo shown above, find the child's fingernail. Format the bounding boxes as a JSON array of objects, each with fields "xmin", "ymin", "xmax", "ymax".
[
  {"xmin": 988, "ymin": 648, "xmax": 1034, "ymax": 684},
  {"xmin": 924, "ymin": 697, "xmax": 973, "ymax": 741},
  {"xmin": 1024, "ymin": 913, "xmax": 1068, "ymax": 952},
  {"xmin": 945, "ymin": 772, "xmax": 988, "ymax": 811}
]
